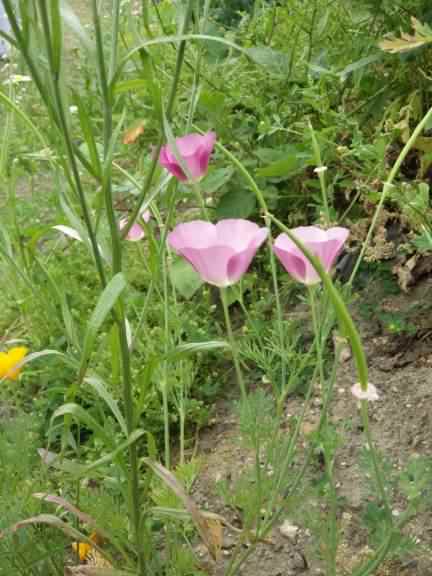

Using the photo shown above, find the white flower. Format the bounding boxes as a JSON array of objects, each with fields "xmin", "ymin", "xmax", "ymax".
[
  {"xmin": 314, "ymin": 165, "xmax": 328, "ymax": 175},
  {"xmin": 351, "ymin": 382, "xmax": 379, "ymax": 402}
]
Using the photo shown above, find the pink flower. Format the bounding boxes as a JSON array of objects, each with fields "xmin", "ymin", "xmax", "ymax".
[
  {"xmin": 351, "ymin": 382, "xmax": 379, "ymax": 401},
  {"xmin": 168, "ymin": 219, "xmax": 268, "ymax": 287},
  {"xmin": 119, "ymin": 210, "xmax": 151, "ymax": 242},
  {"xmin": 159, "ymin": 132, "xmax": 216, "ymax": 181},
  {"xmin": 119, "ymin": 219, "xmax": 143, "ymax": 242},
  {"xmin": 141, "ymin": 209, "xmax": 151, "ymax": 224},
  {"xmin": 273, "ymin": 226, "xmax": 349, "ymax": 285}
]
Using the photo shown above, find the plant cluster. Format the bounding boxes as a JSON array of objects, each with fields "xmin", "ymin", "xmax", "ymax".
[{"xmin": 0, "ymin": 1, "xmax": 432, "ymax": 575}]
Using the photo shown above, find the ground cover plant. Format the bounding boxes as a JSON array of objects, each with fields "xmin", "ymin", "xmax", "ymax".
[{"xmin": 1, "ymin": 1, "xmax": 432, "ymax": 575}]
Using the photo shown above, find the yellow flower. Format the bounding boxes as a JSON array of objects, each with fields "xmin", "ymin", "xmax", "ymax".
[
  {"xmin": 0, "ymin": 347, "xmax": 29, "ymax": 380},
  {"xmin": 72, "ymin": 541, "xmax": 92, "ymax": 562}
]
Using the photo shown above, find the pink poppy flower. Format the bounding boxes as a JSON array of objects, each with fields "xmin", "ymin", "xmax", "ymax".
[
  {"xmin": 168, "ymin": 219, "xmax": 268, "ymax": 287},
  {"xmin": 273, "ymin": 226, "xmax": 349, "ymax": 285},
  {"xmin": 119, "ymin": 218, "xmax": 145, "ymax": 242},
  {"xmin": 119, "ymin": 210, "xmax": 151, "ymax": 242},
  {"xmin": 351, "ymin": 382, "xmax": 379, "ymax": 401},
  {"xmin": 159, "ymin": 132, "xmax": 216, "ymax": 181}
]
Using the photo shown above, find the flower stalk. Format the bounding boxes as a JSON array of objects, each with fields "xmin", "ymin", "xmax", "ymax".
[{"xmin": 220, "ymin": 287, "xmax": 248, "ymax": 403}]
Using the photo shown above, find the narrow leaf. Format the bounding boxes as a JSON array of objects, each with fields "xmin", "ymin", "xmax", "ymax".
[
  {"xmin": 79, "ymin": 273, "xmax": 127, "ymax": 379},
  {"xmin": 51, "ymin": 403, "xmax": 110, "ymax": 445},
  {"xmin": 85, "ymin": 374, "xmax": 128, "ymax": 436},
  {"xmin": 144, "ymin": 459, "xmax": 223, "ymax": 561}
]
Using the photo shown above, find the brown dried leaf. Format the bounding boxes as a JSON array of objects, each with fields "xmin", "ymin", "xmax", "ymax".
[
  {"xmin": 393, "ymin": 254, "xmax": 418, "ymax": 292},
  {"xmin": 122, "ymin": 122, "xmax": 145, "ymax": 145},
  {"xmin": 33, "ymin": 493, "xmax": 112, "ymax": 545},
  {"xmin": 379, "ymin": 17, "xmax": 432, "ymax": 53},
  {"xmin": 65, "ymin": 568, "xmax": 129, "ymax": 576}
]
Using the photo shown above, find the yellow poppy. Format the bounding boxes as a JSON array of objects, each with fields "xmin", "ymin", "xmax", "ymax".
[
  {"xmin": 71, "ymin": 532, "xmax": 107, "ymax": 564},
  {"xmin": 0, "ymin": 347, "xmax": 28, "ymax": 380},
  {"xmin": 71, "ymin": 541, "xmax": 92, "ymax": 562}
]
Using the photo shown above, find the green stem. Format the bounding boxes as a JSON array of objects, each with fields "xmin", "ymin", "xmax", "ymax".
[
  {"xmin": 160, "ymin": 183, "xmax": 181, "ymax": 468},
  {"xmin": 207, "ymin": 138, "xmax": 287, "ymax": 396},
  {"xmin": 161, "ymin": 247, "xmax": 172, "ymax": 469},
  {"xmin": 360, "ymin": 401, "xmax": 392, "ymax": 520},
  {"xmin": 349, "ymin": 104, "xmax": 432, "ymax": 285},
  {"xmin": 92, "ymin": 2, "xmax": 145, "ymax": 572},
  {"xmin": 307, "ymin": 0, "xmax": 318, "ymax": 64},
  {"xmin": 269, "ymin": 214, "xmax": 368, "ymax": 388},
  {"xmin": 37, "ymin": 2, "xmax": 106, "ymax": 288},
  {"xmin": 226, "ymin": 447, "xmax": 314, "ymax": 576},
  {"xmin": 122, "ymin": 0, "xmax": 195, "ymax": 239},
  {"xmin": 308, "ymin": 286, "xmax": 325, "ymax": 387},
  {"xmin": 309, "ymin": 119, "xmax": 330, "ymax": 226},
  {"xmin": 220, "ymin": 287, "xmax": 248, "ymax": 402}
]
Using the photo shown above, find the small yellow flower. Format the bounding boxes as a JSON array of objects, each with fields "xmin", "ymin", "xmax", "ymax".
[
  {"xmin": 0, "ymin": 347, "xmax": 29, "ymax": 380},
  {"xmin": 71, "ymin": 532, "xmax": 108, "ymax": 565},
  {"xmin": 72, "ymin": 541, "xmax": 92, "ymax": 562}
]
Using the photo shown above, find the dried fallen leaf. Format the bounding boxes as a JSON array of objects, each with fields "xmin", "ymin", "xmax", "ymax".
[
  {"xmin": 122, "ymin": 122, "xmax": 145, "ymax": 145},
  {"xmin": 379, "ymin": 17, "xmax": 432, "ymax": 54}
]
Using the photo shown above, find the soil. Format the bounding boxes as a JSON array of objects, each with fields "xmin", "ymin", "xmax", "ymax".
[{"xmin": 189, "ymin": 277, "xmax": 432, "ymax": 576}]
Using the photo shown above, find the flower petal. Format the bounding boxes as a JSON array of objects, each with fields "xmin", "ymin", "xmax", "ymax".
[
  {"xmin": 119, "ymin": 218, "xmax": 145, "ymax": 241},
  {"xmin": 53, "ymin": 225, "xmax": 83, "ymax": 242},
  {"xmin": 159, "ymin": 132, "xmax": 216, "ymax": 182},
  {"xmin": 168, "ymin": 219, "xmax": 266, "ymax": 286},
  {"xmin": 168, "ymin": 221, "xmax": 217, "ymax": 251},
  {"xmin": 227, "ymin": 227, "xmax": 268, "ymax": 283},
  {"xmin": 273, "ymin": 226, "xmax": 350, "ymax": 285},
  {"xmin": 0, "ymin": 346, "xmax": 29, "ymax": 380},
  {"xmin": 351, "ymin": 382, "xmax": 379, "ymax": 401},
  {"xmin": 179, "ymin": 245, "xmax": 235, "ymax": 286}
]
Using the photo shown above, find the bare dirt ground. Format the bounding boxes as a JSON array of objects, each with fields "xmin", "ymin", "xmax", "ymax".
[{"xmin": 190, "ymin": 278, "xmax": 432, "ymax": 576}]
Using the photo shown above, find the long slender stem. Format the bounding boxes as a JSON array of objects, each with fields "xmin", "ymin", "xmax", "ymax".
[
  {"xmin": 360, "ymin": 401, "xmax": 392, "ymax": 520},
  {"xmin": 269, "ymin": 213, "xmax": 369, "ymax": 388},
  {"xmin": 220, "ymin": 287, "xmax": 247, "ymax": 402},
  {"xmin": 206, "ymin": 138, "xmax": 287, "ymax": 395},
  {"xmin": 160, "ymin": 182, "xmax": 182, "ymax": 468},
  {"xmin": 349, "ymin": 105, "xmax": 432, "ymax": 284},
  {"xmin": 122, "ymin": 0, "xmax": 195, "ymax": 238},
  {"xmin": 36, "ymin": 2, "xmax": 106, "ymax": 288},
  {"xmin": 92, "ymin": 2, "xmax": 145, "ymax": 573},
  {"xmin": 308, "ymin": 289, "xmax": 339, "ymax": 575},
  {"xmin": 309, "ymin": 120, "xmax": 330, "ymax": 225},
  {"xmin": 308, "ymin": 286, "xmax": 325, "ymax": 386}
]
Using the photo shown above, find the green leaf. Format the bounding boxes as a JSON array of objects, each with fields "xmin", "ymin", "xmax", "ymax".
[
  {"xmin": 167, "ymin": 341, "xmax": 229, "ymax": 360},
  {"xmin": 79, "ymin": 273, "xmax": 127, "ymax": 379},
  {"xmin": 198, "ymin": 91, "xmax": 226, "ymax": 115},
  {"xmin": 215, "ymin": 188, "xmax": 256, "ymax": 219},
  {"xmin": 338, "ymin": 54, "xmax": 382, "ymax": 80},
  {"xmin": 202, "ymin": 167, "xmax": 234, "ymax": 194},
  {"xmin": 257, "ymin": 156, "xmax": 303, "ymax": 178},
  {"xmin": 245, "ymin": 46, "xmax": 291, "ymax": 76},
  {"xmin": 114, "ymin": 78, "xmax": 148, "ymax": 95},
  {"xmin": 169, "ymin": 257, "xmax": 203, "ymax": 299},
  {"xmin": 49, "ymin": 0, "xmax": 62, "ymax": 76},
  {"xmin": 74, "ymin": 92, "xmax": 102, "ymax": 178},
  {"xmin": 76, "ymin": 429, "xmax": 145, "ymax": 477},
  {"xmin": 85, "ymin": 374, "xmax": 128, "ymax": 437},
  {"xmin": 51, "ymin": 403, "xmax": 111, "ymax": 445}
]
